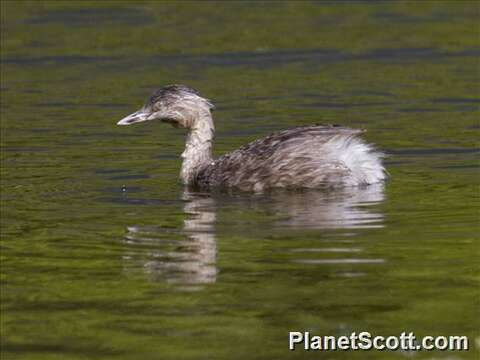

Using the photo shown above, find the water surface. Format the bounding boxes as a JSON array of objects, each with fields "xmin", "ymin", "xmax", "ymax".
[{"xmin": 1, "ymin": 1, "xmax": 479, "ymax": 359}]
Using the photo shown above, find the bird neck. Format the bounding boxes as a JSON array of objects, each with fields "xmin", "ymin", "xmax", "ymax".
[{"xmin": 180, "ymin": 112, "xmax": 214, "ymax": 186}]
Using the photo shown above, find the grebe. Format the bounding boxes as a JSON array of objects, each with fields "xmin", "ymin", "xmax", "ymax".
[{"xmin": 117, "ymin": 84, "xmax": 386, "ymax": 192}]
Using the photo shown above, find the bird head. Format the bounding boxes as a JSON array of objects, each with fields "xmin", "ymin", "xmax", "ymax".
[{"xmin": 117, "ymin": 84, "xmax": 215, "ymax": 129}]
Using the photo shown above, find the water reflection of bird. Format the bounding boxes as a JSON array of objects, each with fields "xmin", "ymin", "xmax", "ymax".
[
  {"xmin": 117, "ymin": 84, "xmax": 387, "ymax": 192},
  {"xmin": 123, "ymin": 191, "xmax": 217, "ymax": 286},
  {"xmin": 272, "ymin": 188, "xmax": 384, "ymax": 230},
  {"xmin": 121, "ymin": 186, "xmax": 384, "ymax": 286}
]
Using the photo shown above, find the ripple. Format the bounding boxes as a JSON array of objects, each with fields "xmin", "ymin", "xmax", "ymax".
[
  {"xmin": 289, "ymin": 247, "xmax": 363, "ymax": 253},
  {"xmin": 25, "ymin": 7, "xmax": 154, "ymax": 26},
  {"xmin": 292, "ymin": 258, "xmax": 386, "ymax": 264}
]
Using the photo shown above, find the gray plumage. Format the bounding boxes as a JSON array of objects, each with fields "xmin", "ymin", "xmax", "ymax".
[{"xmin": 118, "ymin": 84, "xmax": 387, "ymax": 192}]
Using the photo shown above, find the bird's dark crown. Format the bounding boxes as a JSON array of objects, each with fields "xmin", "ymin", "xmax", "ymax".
[{"xmin": 146, "ymin": 84, "xmax": 200, "ymax": 108}]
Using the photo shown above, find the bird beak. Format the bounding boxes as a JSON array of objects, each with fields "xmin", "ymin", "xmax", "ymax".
[{"xmin": 117, "ymin": 109, "xmax": 149, "ymax": 126}]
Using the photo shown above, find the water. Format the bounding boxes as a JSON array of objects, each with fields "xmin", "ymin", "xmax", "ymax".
[{"xmin": 1, "ymin": 1, "xmax": 479, "ymax": 359}]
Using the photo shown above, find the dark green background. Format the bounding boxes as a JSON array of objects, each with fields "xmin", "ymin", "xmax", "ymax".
[{"xmin": 1, "ymin": 1, "xmax": 479, "ymax": 359}]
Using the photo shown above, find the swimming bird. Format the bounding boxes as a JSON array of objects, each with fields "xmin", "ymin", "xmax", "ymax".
[{"xmin": 117, "ymin": 84, "xmax": 386, "ymax": 192}]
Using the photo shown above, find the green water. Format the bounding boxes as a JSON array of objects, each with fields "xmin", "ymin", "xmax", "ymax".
[{"xmin": 1, "ymin": 1, "xmax": 479, "ymax": 359}]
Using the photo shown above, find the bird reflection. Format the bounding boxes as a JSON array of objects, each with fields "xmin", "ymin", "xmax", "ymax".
[
  {"xmin": 122, "ymin": 185, "xmax": 385, "ymax": 286},
  {"xmin": 269, "ymin": 184, "xmax": 385, "ymax": 229},
  {"xmin": 122, "ymin": 191, "xmax": 217, "ymax": 288}
]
